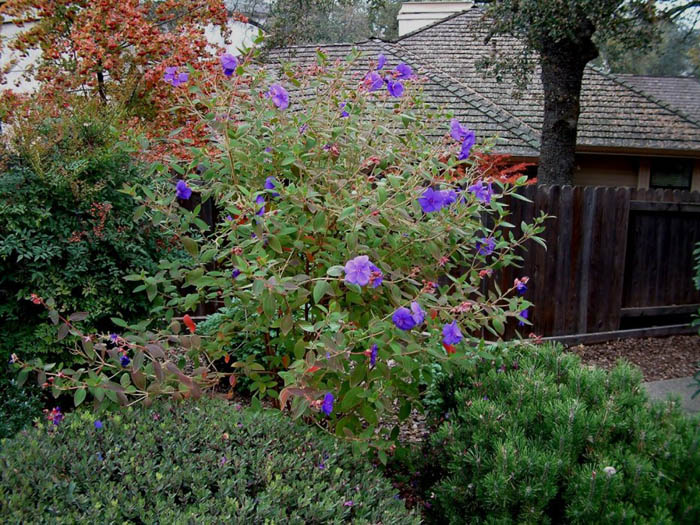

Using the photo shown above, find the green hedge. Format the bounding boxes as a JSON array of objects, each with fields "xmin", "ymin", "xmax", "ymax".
[
  {"xmin": 417, "ymin": 343, "xmax": 700, "ymax": 524},
  {"xmin": 0, "ymin": 399, "xmax": 417, "ymax": 524}
]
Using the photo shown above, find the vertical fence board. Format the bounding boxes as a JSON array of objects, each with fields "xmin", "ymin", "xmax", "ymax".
[{"xmin": 499, "ymin": 185, "xmax": 700, "ymax": 338}]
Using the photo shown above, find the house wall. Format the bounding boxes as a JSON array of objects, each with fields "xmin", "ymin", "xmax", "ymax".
[
  {"xmin": 573, "ymin": 154, "xmax": 639, "ymax": 187},
  {"xmin": 572, "ymin": 153, "xmax": 700, "ymax": 190}
]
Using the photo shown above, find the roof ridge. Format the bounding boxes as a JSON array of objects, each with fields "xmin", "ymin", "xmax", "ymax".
[
  {"xmin": 591, "ymin": 65, "xmax": 700, "ymax": 129},
  {"xmin": 390, "ymin": 7, "xmax": 480, "ymax": 43},
  {"xmin": 386, "ymin": 41, "xmax": 540, "ymax": 151},
  {"xmin": 615, "ymin": 73, "xmax": 700, "ymax": 81}
]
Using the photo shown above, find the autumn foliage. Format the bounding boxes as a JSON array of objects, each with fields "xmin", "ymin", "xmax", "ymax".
[{"xmin": 0, "ymin": 0, "xmax": 246, "ymax": 148}]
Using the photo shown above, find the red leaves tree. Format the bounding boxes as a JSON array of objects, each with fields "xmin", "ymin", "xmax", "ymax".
[{"xmin": 0, "ymin": 1, "xmax": 244, "ymax": 138}]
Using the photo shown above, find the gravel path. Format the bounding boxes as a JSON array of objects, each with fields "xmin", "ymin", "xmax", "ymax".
[{"xmin": 569, "ymin": 334, "xmax": 700, "ymax": 381}]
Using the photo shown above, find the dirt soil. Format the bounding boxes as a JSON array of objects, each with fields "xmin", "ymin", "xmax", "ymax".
[{"xmin": 569, "ymin": 334, "xmax": 700, "ymax": 382}]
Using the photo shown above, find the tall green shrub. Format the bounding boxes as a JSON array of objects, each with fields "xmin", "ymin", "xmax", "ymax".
[
  {"xmin": 0, "ymin": 399, "xmax": 418, "ymax": 524},
  {"xmin": 417, "ymin": 343, "xmax": 700, "ymax": 524},
  {"xmin": 0, "ymin": 103, "xmax": 170, "ymax": 364}
]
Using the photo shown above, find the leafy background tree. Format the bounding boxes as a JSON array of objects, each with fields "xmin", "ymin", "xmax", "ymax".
[
  {"xmin": 598, "ymin": 1, "xmax": 700, "ymax": 77},
  {"xmin": 226, "ymin": 0, "xmax": 401, "ymax": 47}
]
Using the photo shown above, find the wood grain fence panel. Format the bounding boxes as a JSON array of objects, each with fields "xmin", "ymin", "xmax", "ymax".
[
  {"xmin": 552, "ymin": 185, "xmax": 575, "ymax": 335},
  {"xmin": 497, "ymin": 185, "xmax": 700, "ymax": 338},
  {"xmin": 562, "ymin": 186, "xmax": 585, "ymax": 335}
]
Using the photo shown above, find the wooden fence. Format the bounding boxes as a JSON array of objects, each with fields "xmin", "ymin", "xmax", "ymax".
[{"xmin": 499, "ymin": 185, "xmax": 700, "ymax": 340}]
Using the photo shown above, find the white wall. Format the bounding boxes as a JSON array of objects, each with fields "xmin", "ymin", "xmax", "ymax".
[
  {"xmin": 0, "ymin": 17, "xmax": 261, "ymax": 93},
  {"xmin": 397, "ymin": 2, "xmax": 474, "ymax": 36}
]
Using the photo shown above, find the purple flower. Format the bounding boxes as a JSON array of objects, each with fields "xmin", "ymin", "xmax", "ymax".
[
  {"xmin": 109, "ymin": 333, "xmax": 119, "ymax": 343},
  {"xmin": 94, "ymin": 420, "xmax": 103, "ymax": 430},
  {"xmin": 219, "ymin": 456, "xmax": 228, "ymax": 466},
  {"xmin": 120, "ymin": 355, "xmax": 130, "ymax": 367},
  {"xmin": 392, "ymin": 307, "xmax": 417, "ymax": 331},
  {"xmin": 343, "ymin": 500, "xmax": 354, "ymax": 507},
  {"xmin": 458, "ymin": 131, "xmax": 477, "ymax": 160},
  {"xmin": 468, "ymin": 182, "xmax": 493, "ymax": 204},
  {"xmin": 49, "ymin": 407, "xmax": 63, "ymax": 426},
  {"xmin": 410, "ymin": 301, "xmax": 425, "ymax": 325},
  {"xmin": 518, "ymin": 308, "xmax": 529, "ymax": 327},
  {"xmin": 318, "ymin": 462, "xmax": 326, "ymax": 470},
  {"xmin": 220, "ymin": 53, "xmax": 238, "ymax": 77},
  {"xmin": 175, "ymin": 180, "xmax": 192, "ymax": 200},
  {"xmin": 387, "ymin": 79, "xmax": 404, "ymax": 97},
  {"xmin": 369, "ymin": 263, "xmax": 383, "ymax": 288},
  {"xmin": 164, "ymin": 66, "xmax": 188, "ymax": 87},
  {"xmin": 442, "ymin": 189, "xmax": 458, "ymax": 206},
  {"xmin": 515, "ymin": 280, "xmax": 527, "ymax": 294},
  {"xmin": 442, "ymin": 320, "xmax": 463, "ymax": 345},
  {"xmin": 370, "ymin": 344, "xmax": 378, "ymax": 367},
  {"xmin": 225, "ymin": 215, "xmax": 233, "ymax": 222},
  {"xmin": 418, "ymin": 187, "xmax": 444, "ymax": 213},
  {"xmin": 264, "ymin": 176, "xmax": 280, "ymax": 197},
  {"xmin": 377, "ymin": 54, "xmax": 386, "ymax": 70},
  {"xmin": 232, "ymin": 268, "xmax": 241, "ymax": 278},
  {"xmin": 365, "ymin": 71, "xmax": 384, "ymax": 91},
  {"xmin": 477, "ymin": 237, "xmax": 495, "ymax": 256},
  {"xmin": 450, "ymin": 119, "xmax": 472, "ymax": 142},
  {"xmin": 321, "ymin": 393, "xmax": 334, "ymax": 416},
  {"xmin": 268, "ymin": 84, "xmax": 289, "ymax": 110},
  {"xmin": 339, "ymin": 102, "xmax": 349, "ymax": 118},
  {"xmin": 394, "ymin": 63, "xmax": 413, "ymax": 79},
  {"xmin": 255, "ymin": 195, "xmax": 265, "ymax": 216},
  {"xmin": 344, "ymin": 255, "xmax": 374, "ymax": 287}
]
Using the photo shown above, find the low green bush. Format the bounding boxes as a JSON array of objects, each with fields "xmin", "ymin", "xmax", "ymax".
[
  {"xmin": 0, "ymin": 399, "xmax": 417, "ymax": 524},
  {"xmin": 0, "ymin": 375, "xmax": 42, "ymax": 440},
  {"xmin": 415, "ymin": 343, "xmax": 700, "ymax": 524}
]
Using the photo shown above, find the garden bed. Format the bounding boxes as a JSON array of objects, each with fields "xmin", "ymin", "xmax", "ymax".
[{"xmin": 570, "ymin": 334, "xmax": 700, "ymax": 381}]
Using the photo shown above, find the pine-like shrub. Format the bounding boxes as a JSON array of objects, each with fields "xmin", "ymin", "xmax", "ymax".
[
  {"xmin": 417, "ymin": 343, "xmax": 700, "ymax": 524},
  {"xmin": 0, "ymin": 399, "xmax": 418, "ymax": 524}
]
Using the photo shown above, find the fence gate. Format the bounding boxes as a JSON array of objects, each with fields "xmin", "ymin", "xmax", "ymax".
[{"xmin": 499, "ymin": 186, "xmax": 700, "ymax": 340}]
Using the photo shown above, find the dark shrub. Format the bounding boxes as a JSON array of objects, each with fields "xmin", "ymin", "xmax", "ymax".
[
  {"xmin": 0, "ymin": 376, "xmax": 42, "ymax": 439},
  {"xmin": 0, "ymin": 103, "xmax": 173, "ymax": 434},
  {"xmin": 0, "ymin": 399, "xmax": 418, "ymax": 524},
  {"xmin": 0, "ymin": 104, "xmax": 171, "ymax": 364},
  {"xmin": 418, "ymin": 343, "xmax": 700, "ymax": 524}
]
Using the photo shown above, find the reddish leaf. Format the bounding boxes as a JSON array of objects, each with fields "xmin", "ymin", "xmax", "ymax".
[
  {"xmin": 443, "ymin": 343, "xmax": 456, "ymax": 355},
  {"xmin": 183, "ymin": 314, "xmax": 196, "ymax": 334}
]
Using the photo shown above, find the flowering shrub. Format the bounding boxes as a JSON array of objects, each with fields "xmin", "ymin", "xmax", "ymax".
[
  {"xmin": 0, "ymin": 399, "xmax": 418, "ymax": 523},
  {"xmin": 14, "ymin": 48, "xmax": 546, "ymax": 453}
]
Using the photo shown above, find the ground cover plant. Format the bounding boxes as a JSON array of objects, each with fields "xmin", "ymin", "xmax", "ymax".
[
  {"xmin": 0, "ymin": 398, "xmax": 418, "ymax": 523},
  {"xmin": 11, "ymin": 46, "xmax": 546, "ymax": 456},
  {"xmin": 406, "ymin": 342, "xmax": 700, "ymax": 524}
]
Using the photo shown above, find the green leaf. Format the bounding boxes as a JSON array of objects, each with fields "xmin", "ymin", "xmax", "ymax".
[
  {"xmin": 326, "ymin": 265, "xmax": 344, "ymax": 277},
  {"xmin": 111, "ymin": 317, "xmax": 128, "ymax": 328},
  {"xmin": 16, "ymin": 369, "xmax": 29, "ymax": 387},
  {"xmin": 182, "ymin": 236, "xmax": 199, "ymax": 256},
  {"xmin": 68, "ymin": 312, "xmax": 88, "ymax": 322},
  {"xmin": 339, "ymin": 386, "xmax": 364, "ymax": 412},
  {"xmin": 74, "ymin": 388, "xmax": 87, "ymax": 407},
  {"xmin": 313, "ymin": 280, "xmax": 331, "ymax": 304}
]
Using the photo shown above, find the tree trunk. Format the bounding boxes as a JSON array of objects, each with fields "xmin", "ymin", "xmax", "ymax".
[{"xmin": 538, "ymin": 38, "xmax": 598, "ymax": 185}]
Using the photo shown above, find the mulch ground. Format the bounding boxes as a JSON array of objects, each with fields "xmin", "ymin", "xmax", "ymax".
[{"xmin": 568, "ymin": 334, "xmax": 700, "ymax": 382}]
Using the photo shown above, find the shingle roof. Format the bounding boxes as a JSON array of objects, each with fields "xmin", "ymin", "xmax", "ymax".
[
  {"xmin": 396, "ymin": 8, "xmax": 700, "ymax": 155},
  {"xmin": 268, "ymin": 7, "xmax": 700, "ymax": 157},
  {"xmin": 614, "ymin": 74, "xmax": 700, "ymax": 123}
]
